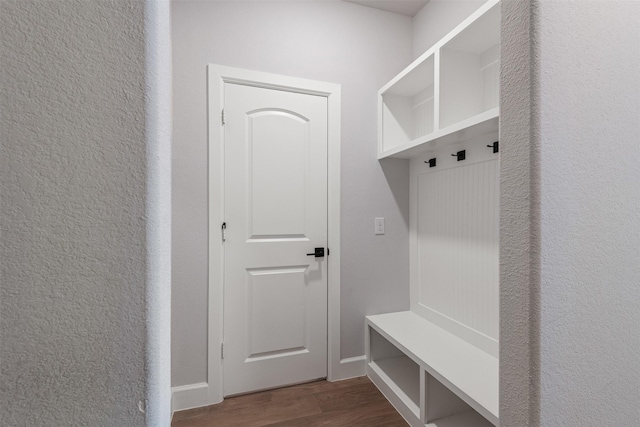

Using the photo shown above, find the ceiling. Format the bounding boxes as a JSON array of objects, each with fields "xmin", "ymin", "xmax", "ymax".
[{"xmin": 343, "ymin": 0, "xmax": 430, "ymax": 17}]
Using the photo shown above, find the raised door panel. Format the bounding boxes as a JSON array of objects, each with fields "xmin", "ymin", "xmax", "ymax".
[
  {"xmin": 248, "ymin": 111, "xmax": 309, "ymax": 239},
  {"xmin": 246, "ymin": 266, "xmax": 308, "ymax": 359}
]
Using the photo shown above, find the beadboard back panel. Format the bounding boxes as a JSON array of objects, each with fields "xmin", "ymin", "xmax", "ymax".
[{"xmin": 410, "ymin": 138, "xmax": 499, "ymax": 356}]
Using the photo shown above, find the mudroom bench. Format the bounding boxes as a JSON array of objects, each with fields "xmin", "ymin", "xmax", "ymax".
[{"xmin": 366, "ymin": 312, "xmax": 498, "ymax": 427}]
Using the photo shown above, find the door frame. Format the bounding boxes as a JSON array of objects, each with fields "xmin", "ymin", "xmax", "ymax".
[{"xmin": 207, "ymin": 64, "xmax": 342, "ymax": 405}]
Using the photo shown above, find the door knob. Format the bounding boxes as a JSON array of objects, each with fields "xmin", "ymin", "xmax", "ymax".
[{"xmin": 306, "ymin": 248, "xmax": 325, "ymax": 257}]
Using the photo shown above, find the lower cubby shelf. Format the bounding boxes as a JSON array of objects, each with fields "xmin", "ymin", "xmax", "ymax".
[
  {"xmin": 366, "ymin": 311, "xmax": 499, "ymax": 427},
  {"xmin": 370, "ymin": 356, "xmax": 420, "ymax": 418},
  {"xmin": 426, "ymin": 410, "xmax": 495, "ymax": 427}
]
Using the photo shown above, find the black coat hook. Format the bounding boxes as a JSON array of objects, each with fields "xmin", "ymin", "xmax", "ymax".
[
  {"xmin": 452, "ymin": 150, "xmax": 466, "ymax": 161},
  {"xmin": 487, "ymin": 141, "xmax": 499, "ymax": 153},
  {"xmin": 425, "ymin": 158, "xmax": 436, "ymax": 167}
]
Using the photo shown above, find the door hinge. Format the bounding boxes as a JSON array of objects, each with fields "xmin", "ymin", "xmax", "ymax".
[
  {"xmin": 221, "ymin": 342, "xmax": 224, "ymax": 359},
  {"xmin": 221, "ymin": 109, "xmax": 225, "ymax": 126},
  {"xmin": 221, "ymin": 222, "xmax": 227, "ymax": 242}
]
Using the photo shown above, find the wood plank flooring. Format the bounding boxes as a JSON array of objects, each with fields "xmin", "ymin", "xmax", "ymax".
[{"xmin": 172, "ymin": 377, "xmax": 408, "ymax": 427}]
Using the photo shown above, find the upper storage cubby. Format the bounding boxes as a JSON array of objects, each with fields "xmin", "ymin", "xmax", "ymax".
[
  {"xmin": 440, "ymin": 3, "xmax": 500, "ymax": 129},
  {"xmin": 378, "ymin": 0, "xmax": 500, "ymax": 159},
  {"xmin": 380, "ymin": 54, "xmax": 435, "ymax": 153}
]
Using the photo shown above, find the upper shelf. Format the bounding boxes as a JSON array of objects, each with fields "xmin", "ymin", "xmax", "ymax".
[{"xmin": 378, "ymin": 0, "xmax": 500, "ymax": 160}]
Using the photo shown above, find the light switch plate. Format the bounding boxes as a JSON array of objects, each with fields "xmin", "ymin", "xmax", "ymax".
[{"xmin": 375, "ymin": 217, "xmax": 385, "ymax": 235}]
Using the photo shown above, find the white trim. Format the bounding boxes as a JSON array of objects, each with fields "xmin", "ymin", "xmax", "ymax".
[
  {"xmin": 171, "ymin": 383, "xmax": 210, "ymax": 413},
  {"xmin": 207, "ymin": 64, "xmax": 342, "ymax": 406},
  {"xmin": 334, "ymin": 355, "xmax": 367, "ymax": 380},
  {"xmin": 207, "ymin": 64, "xmax": 226, "ymax": 406}
]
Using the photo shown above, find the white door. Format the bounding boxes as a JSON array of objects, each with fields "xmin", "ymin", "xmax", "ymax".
[{"xmin": 223, "ymin": 82, "xmax": 328, "ymax": 396}]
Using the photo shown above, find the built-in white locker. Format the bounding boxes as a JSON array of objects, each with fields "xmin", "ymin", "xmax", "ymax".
[{"xmin": 367, "ymin": 1, "xmax": 501, "ymax": 425}]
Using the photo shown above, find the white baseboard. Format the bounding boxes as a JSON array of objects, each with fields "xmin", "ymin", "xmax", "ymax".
[
  {"xmin": 173, "ymin": 356, "xmax": 366, "ymax": 413},
  {"xmin": 171, "ymin": 382, "xmax": 210, "ymax": 413},
  {"xmin": 329, "ymin": 355, "xmax": 366, "ymax": 381}
]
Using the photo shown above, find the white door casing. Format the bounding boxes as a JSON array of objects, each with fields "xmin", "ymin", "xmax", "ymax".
[
  {"xmin": 207, "ymin": 65, "xmax": 344, "ymax": 406},
  {"xmin": 223, "ymin": 83, "xmax": 328, "ymax": 396}
]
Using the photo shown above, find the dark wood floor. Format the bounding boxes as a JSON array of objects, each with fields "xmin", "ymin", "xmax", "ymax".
[{"xmin": 172, "ymin": 376, "xmax": 408, "ymax": 427}]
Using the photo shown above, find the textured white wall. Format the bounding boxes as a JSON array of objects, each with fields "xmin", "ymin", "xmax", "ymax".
[
  {"xmin": 171, "ymin": 1, "xmax": 412, "ymax": 388},
  {"xmin": 500, "ymin": 0, "xmax": 640, "ymax": 425},
  {"xmin": 537, "ymin": 1, "xmax": 640, "ymax": 424},
  {"xmin": 412, "ymin": 0, "xmax": 485, "ymax": 59},
  {"xmin": 1, "ymin": 1, "xmax": 170, "ymax": 425}
]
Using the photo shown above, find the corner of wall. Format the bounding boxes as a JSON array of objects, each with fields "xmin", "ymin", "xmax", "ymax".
[
  {"xmin": 499, "ymin": 0, "xmax": 540, "ymax": 425},
  {"xmin": 411, "ymin": 0, "xmax": 486, "ymax": 59},
  {"xmin": 144, "ymin": 0, "xmax": 173, "ymax": 425}
]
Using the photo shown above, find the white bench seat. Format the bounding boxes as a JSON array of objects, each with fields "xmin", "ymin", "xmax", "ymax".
[{"xmin": 366, "ymin": 311, "xmax": 498, "ymax": 426}]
